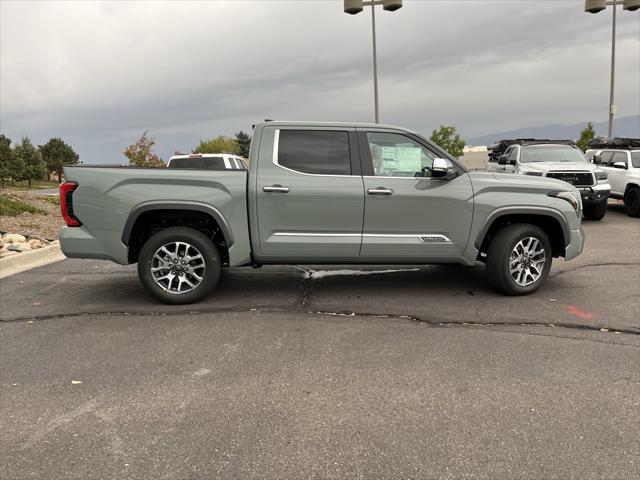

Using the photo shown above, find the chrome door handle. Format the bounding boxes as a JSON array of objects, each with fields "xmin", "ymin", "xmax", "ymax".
[
  {"xmin": 367, "ymin": 188, "xmax": 393, "ymax": 195},
  {"xmin": 263, "ymin": 185, "xmax": 290, "ymax": 193}
]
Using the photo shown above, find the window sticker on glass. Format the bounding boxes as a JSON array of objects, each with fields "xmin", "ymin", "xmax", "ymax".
[{"xmin": 367, "ymin": 132, "xmax": 436, "ymax": 177}]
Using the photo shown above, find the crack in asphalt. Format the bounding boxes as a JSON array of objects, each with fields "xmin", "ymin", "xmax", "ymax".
[
  {"xmin": 3, "ymin": 307, "xmax": 639, "ymax": 343},
  {"xmin": 549, "ymin": 261, "xmax": 640, "ymax": 278},
  {"xmin": 2, "ymin": 262, "xmax": 638, "ymax": 339}
]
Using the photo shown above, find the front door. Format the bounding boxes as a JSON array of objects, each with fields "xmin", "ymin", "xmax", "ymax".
[
  {"xmin": 358, "ymin": 129, "xmax": 474, "ymax": 260},
  {"xmin": 255, "ymin": 127, "xmax": 364, "ymax": 262}
]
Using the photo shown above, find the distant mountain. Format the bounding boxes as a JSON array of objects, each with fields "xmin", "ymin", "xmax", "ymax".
[{"xmin": 467, "ymin": 115, "xmax": 640, "ymax": 146}]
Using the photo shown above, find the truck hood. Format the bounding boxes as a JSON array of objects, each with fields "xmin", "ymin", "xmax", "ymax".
[
  {"xmin": 519, "ymin": 162, "xmax": 599, "ymax": 173},
  {"xmin": 467, "ymin": 171, "xmax": 578, "ymax": 193}
]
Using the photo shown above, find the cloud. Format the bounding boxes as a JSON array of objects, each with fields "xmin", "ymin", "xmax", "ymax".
[{"xmin": 1, "ymin": 0, "xmax": 638, "ymax": 163}]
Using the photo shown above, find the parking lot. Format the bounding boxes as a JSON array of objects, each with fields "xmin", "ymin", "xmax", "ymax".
[{"xmin": 1, "ymin": 203, "xmax": 639, "ymax": 479}]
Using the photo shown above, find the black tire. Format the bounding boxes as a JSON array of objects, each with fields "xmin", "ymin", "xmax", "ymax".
[
  {"xmin": 624, "ymin": 186, "xmax": 640, "ymax": 218},
  {"xmin": 485, "ymin": 223, "xmax": 552, "ymax": 296},
  {"xmin": 583, "ymin": 201, "xmax": 607, "ymax": 221},
  {"xmin": 137, "ymin": 227, "xmax": 221, "ymax": 304}
]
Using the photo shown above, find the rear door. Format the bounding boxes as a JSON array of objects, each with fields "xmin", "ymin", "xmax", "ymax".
[
  {"xmin": 358, "ymin": 129, "xmax": 473, "ymax": 260},
  {"xmin": 255, "ymin": 127, "xmax": 364, "ymax": 261},
  {"xmin": 609, "ymin": 151, "xmax": 630, "ymax": 196}
]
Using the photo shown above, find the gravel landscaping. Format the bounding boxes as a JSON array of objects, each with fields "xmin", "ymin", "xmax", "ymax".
[{"xmin": 0, "ymin": 189, "xmax": 64, "ymax": 243}]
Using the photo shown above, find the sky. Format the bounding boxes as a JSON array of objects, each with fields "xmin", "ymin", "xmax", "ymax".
[{"xmin": 1, "ymin": 0, "xmax": 639, "ymax": 163}]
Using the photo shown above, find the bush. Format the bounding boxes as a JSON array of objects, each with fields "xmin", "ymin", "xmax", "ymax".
[{"xmin": 0, "ymin": 196, "xmax": 46, "ymax": 216}]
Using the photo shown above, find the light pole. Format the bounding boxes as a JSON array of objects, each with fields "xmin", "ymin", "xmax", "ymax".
[
  {"xmin": 344, "ymin": 0, "xmax": 403, "ymax": 124},
  {"xmin": 585, "ymin": 0, "xmax": 639, "ymax": 138}
]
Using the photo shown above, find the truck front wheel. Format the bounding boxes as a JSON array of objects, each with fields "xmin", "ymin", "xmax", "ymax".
[
  {"xmin": 485, "ymin": 224, "xmax": 552, "ymax": 296},
  {"xmin": 583, "ymin": 201, "xmax": 607, "ymax": 221},
  {"xmin": 137, "ymin": 227, "xmax": 221, "ymax": 304}
]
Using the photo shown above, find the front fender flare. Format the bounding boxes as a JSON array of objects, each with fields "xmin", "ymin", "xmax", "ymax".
[{"xmin": 474, "ymin": 206, "xmax": 570, "ymax": 250}]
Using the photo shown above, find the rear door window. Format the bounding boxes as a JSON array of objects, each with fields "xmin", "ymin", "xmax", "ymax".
[
  {"xmin": 277, "ymin": 130, "xmax": 351, "ymax": 175},
  {"xmin": 612, "ymin": 151, "xmax": 628, "ymax": 167}
]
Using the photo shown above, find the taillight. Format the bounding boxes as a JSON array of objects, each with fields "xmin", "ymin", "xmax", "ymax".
[{"xmin": 59, "ymin": 181, "xmax": 81, "ymax": 227}]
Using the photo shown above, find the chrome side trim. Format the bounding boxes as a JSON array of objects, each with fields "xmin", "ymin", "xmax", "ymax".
[
  {"xmin": 273, "ymin": 233, "xmax": 360, "ymax": 237},
  {"xmin": 272, "ymin": 232, "xmax": 452, "ymax": 243},
  {"xmin": 271, "ymin": 129, "xmax": 356, "ymax": 179}
]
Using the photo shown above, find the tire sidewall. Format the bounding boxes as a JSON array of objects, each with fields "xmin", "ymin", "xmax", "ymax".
[
  {"xmin": 138, "ymin": 227, "xmax": 221, "ymax": 304},
  {"xmin": 498, "ymin": 226, "xmax": 552, "ymax": 295}
]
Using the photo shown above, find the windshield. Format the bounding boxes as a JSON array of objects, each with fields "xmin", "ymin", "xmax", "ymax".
[
  {"xmin": 169, "ymin": 157, "xmax": 226, "ymax": 169},
  {"xmin": 521, "ymin": 145, "xmax": 587, "ymax": 163}
]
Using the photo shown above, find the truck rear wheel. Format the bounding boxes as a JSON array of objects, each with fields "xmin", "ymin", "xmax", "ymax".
[
  {"xmin": 137, "ymin": 227, "xmax": 221, "ymax": 304},
  {"xmin": 583, "ymin": 201, "xmax": 607, "ymax": 221},
  {"xmin": 486, "ymin": 224, "xmax": 552, "ymax": 296},
  {"xmin": 624, "ymin": 186, "xmax": 640, "ymax": 217}
]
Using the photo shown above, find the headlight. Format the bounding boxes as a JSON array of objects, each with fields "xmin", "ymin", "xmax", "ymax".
[
  {"xmin": 595, "ymin": 171, "xmax": 608, "ymax": 183},
  {"xmin": 549, "ymin": 190, "xmax": 582, "ymax": 218}
]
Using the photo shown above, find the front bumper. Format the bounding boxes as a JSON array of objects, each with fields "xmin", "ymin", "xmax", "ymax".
[
  {"xmin": 565, "ymin": 227, "xmax": 585, "ymax": 261},
  {"xmin": 579, "ymin": 184, "xmax": 610, "ymax": 206}
]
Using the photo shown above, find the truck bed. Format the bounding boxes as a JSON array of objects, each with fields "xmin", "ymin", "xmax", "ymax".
[{"xmin": 61, "ymin": 166, "xmax": 251, "ymax": 266}]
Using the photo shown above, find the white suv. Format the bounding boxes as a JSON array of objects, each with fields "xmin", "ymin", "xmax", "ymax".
[
  {"xmin": 586, "ymin": 146, "xmax": 640, "ymax": 217},
  {"xmin": 487, "ymin": 140, "xmax": 611, "ymax": 221},
  {"xmin": 167, "ymin": 153, "xmax": 247, "ymax": 170}
]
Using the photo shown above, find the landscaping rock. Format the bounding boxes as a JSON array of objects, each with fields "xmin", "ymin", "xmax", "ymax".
[
  {"xmin": 0, "ymin": 250, "xmax": 19, "ymax": 258},
  {"xmin": 3, "ymin": 234, "xmax": 27, "ymax": 244},
  {"xmin": 28, "ymin": 239, "xmax": 46, "ymax": 249},
  {"xmin": 8, "ymin": 243, "xmax": 31, "ymax": 252}
]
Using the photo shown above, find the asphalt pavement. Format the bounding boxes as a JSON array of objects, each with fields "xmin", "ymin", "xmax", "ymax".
[{"xmin": 1, "ymin": 203, "xmax": 639, "ymax": 478}]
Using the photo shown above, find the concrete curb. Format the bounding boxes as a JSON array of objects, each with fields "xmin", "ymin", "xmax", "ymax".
[{"xmin": 0, "ymin": 242, "xmax": 65, "ymax": 279}]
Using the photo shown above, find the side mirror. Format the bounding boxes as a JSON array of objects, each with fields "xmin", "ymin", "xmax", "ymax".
[
  {"xmin": 498, "ymin": 154, "xmax": 508, "ymax": 165},
  {"xmin": 592, "ymin": 153, "xmax": 602, "ymax": 164},
  {"xmin": 431, "ymin": 158, "xmax": 451, "ymax": 178},
  {"xmin": 613, "ymin": 161, "xmax": 627, "ymax": 170}
]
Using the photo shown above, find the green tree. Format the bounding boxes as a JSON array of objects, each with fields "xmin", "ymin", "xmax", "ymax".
[
  {"xmin": 124, "ymin": 131, "xmax": 165, "ymax": 167},
  {"xmin": 1, "ymin": 135, "xmax": 27, "ymax": 187},
  {"xmin": 39, "ymin": 137, "xmax": 79, "ymax": 182},
  {"xmin": 234, "ymin": 131, "xmax": 251, "ymax": 158},
  {"xmin": 14, "ymin": 137, "xmax": 46, "ymax": 188},
  {"xmin": 430, "ymin": 125, "xmax": 465, "ymax": 159},
  {"xmin": 577, "ymin": 122, "xmax": 596, "ymax": 152},
  {"xmin": 193, "ymin": 135, "xmax": 240, "ymax": 155}
]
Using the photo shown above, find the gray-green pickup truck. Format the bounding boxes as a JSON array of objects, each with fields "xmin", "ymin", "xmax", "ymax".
[{"xmin": 60, "ymin": 121, "xmax": 585, "ymax": 304}]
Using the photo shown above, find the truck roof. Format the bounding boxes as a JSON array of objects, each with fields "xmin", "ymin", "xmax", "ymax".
[{"xmin": 254, "ymin": 120, "xmax": 418, "ymax": 133}]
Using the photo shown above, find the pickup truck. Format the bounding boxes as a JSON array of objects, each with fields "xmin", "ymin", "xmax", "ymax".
[
  {"xmin": 60, "ymin": 121, "xmax": 585, "ymax": 304},
  {"xmin": 487, "ymin": 139, "xmax": 610, "ymax": 220}
]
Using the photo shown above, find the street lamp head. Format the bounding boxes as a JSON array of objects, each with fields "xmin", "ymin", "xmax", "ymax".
[
  {"xmin": 624, "ymin": 0, "xmax": 640, "ymax": 11},
  {"xmin": 585, "ymin": 0, "xmax": 606, "ymax": 13},
  {"xmin": 382, "ymin": 0, "xmax": 403, "ymax": 12},
  {"xmin": 344, "ymin": 0, "xmax": 363, "ymax": 15}
]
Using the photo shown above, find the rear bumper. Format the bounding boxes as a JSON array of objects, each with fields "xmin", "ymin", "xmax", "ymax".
[
  {"xmin": 59, "ymin": 226, "xmax": 129, "ymax": 264},
  {"xmin": 565, "ymin": 227, "xmax": 585, "ymax": 261}
]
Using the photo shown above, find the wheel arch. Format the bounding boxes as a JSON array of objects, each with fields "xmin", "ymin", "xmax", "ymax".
[
  {"xmin": 122, "ymin": 202, "xmax": 234, "ymax": 264},
  {"xmin": 475, "ymin": 207, "xmax": 569, "ymax": 259}
]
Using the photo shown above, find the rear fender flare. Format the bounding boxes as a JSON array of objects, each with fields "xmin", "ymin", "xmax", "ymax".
[{"xmin": 121, "ymin": 201, "xmax": 234, "ymax": 247}]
